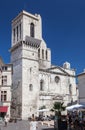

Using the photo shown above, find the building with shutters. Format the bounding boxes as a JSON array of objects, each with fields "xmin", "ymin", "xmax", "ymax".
[{"xmin": 0, "ymin": 57, "xmax": 12, "ymax": 119}]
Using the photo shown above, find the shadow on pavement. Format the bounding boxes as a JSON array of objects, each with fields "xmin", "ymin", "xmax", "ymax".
[{"xmin": 42, "ymin": 128, "xmax": 54, "ymax": 130}]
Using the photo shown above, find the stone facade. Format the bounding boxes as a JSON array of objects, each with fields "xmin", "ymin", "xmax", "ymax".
[
  {"xmin": 10, "ymin": 10, "xmax": 78, "ymax": 119},
  {"xmin": 0, "ymin": 57, "xmax": 12, "ymax": 118},
  {"xmin": 77, "ymin": 70, "xmax": 85, "ymax": 104}
]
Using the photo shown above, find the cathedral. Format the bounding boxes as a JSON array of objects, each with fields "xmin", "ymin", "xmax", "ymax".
[{"xmin": 10, "ymin": 10, "xmax": 78, "ymax": 119}]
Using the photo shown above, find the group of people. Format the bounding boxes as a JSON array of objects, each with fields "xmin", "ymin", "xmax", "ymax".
[
  {"xmin": 0, "ymin": 115, "xmax": 9, "ymax": 127},
  {"xmin": 67, "ymin": 112, "xmax": 85, "ymax": 130},
  {"xmin": 4, "ymin": 113, "xmax": 85, "ymax": 130}
]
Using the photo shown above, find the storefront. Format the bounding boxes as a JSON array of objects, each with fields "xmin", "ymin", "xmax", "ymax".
[{"xmin": 0, "ymin": 106, "xmax": 8, "ymax": 118}]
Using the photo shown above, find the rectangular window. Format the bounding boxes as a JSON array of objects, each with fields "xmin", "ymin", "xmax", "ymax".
[
  {"xmin": 42, "ymin": 49, "xmax": 44, "ymax": 59},
  {"xmin": 2, "ymin": 66, "xmax": 7, "ymax": 71},
  {"xmin": 1, "ymin": 91, "xmax": 7, "ymax": 102},
  {"xmin": 38, "ymin": 49, "xmax": 40, "ymax": 58},
  {"xmin": 2, "ymin": 76, "xmax": 7, "ymax": 86},
  {"xmin": 5, "ymin": 66, "xmax": 7, "ymax": 71},
  {"xmin": 20, "ymin": 23, "xmax": 21, "ymax": 39},
  {"xmin": 17, "ymin": 26, "xmax": 18, "ymax": 41},
  {"xmin": 13, "ymin": 28, "xmax": 15, "ymax": 42},
  {"xmin": 46, "ymin": 50, "xmax": 48, "ymax": 60},
  {"xmin": 1, "ymin": 95, "xmax": 3, "ymax": 102}
]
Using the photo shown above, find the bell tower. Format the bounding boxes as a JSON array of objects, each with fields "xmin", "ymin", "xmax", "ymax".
[
  {"xmin": 11, "ymin": 10, "xmax": 51, "ymax": 70},
  {"xmin": 10, "ymin": 10, "xmax": 41, "ymax": 119},
  {"xmin": 11, "ymin": 10, "xmax": 42, "ymax": 47}
]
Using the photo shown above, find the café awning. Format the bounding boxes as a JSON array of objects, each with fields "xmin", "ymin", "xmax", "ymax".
[
  {"xmin": 37, "ymin": 109, "xmax": 49, "ymax": 112},
  {"xmin": 66, "ymin": 104, "xmax": 84, "ymax": 111},
  {"xmin": 0, "ymin": 106, "xmax": 8, "ymax": 112}
]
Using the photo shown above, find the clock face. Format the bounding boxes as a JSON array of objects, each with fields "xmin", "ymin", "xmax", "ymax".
[{"xmin": 55, "ymin": 76, "xmax": 60, "ymax": 83}]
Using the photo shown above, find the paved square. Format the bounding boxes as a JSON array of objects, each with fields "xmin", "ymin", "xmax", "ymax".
[{"xmin": 0, "ymin": 120, "xmax": 51, "ymax": 130}]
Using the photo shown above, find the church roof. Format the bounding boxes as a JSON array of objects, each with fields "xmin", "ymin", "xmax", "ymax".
[
  {"xmin": 77, "ymin": 72, "xmax": 85, "ymax": 77},
  {"xmin": 25, "ymin": 36, "xmax": 41, "ymax": 47}
]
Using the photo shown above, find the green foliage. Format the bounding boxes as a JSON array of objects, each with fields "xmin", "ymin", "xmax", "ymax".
[{"xmin": 51, "ymin": 102, "xmax": 66, "ymax": 114}]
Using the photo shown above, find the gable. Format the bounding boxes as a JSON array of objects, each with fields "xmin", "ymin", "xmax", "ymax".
[{"xmin": 46, "ymin": 66, "xmax": 70, "ymax": 76}]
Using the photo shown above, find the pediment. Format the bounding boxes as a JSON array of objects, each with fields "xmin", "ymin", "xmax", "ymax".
[{"xmin": 47, "ymin": 65, "xmax": 69, "ymax": 76}]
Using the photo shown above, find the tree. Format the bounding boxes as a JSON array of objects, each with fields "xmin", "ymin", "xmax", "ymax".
[
  {"xmin": 51, "ymin": 102, "xmax": 66, "ymax": 130},
  {"xmin": 51, "ymin": 102, "xmax": 66, "ymax": 117}
]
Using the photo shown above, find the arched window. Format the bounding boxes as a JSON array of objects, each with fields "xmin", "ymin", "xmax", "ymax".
[
  {"xmin": 55, "ymin": 76, "xmax": 60, "ymax": 83},
  {"xmin": 40, "ymin": 80, "xmax": 44, "ymax": 91},
  {"xmin": 46, "ymin": 50, "xmax": 48, "ymax": 60},
  {"xmin": 29, "ymin": 84, "xmax": 33, "ymax": 91},
  {"xmin": 38, "ymin": 48, "xmax": 40, "ymax": 58},
  {"xmin": 30, "ymin": 23, "xmax": 34, "ymax": 37},
  {"xmin": 69, "ymin": 84, "xmax": 72, "ymax": 95}
]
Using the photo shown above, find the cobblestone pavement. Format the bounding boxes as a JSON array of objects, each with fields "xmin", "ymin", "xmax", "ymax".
[{"xmin": 0, "ymin": 120, "xmax": 53, "ymax": 130}]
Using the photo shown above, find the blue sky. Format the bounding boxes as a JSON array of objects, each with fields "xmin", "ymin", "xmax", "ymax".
[{"xmin": 0, "ymin": 0, "xmax": 85, "ymax": 74}]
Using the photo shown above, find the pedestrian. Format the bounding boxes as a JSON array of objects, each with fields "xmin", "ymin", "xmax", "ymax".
[
  {"xmin": 68, "ymin": 115, "xmax": 72, "ymax": 127},
  {"xmin": 4, "ymin": 115, "xmax": 9, "ymax": 127},
  {"xmin": 30, "ymin": 118, "xmax": 38, "ymax": 130}
]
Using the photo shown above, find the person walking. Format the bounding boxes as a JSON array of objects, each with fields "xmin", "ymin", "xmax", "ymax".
[
  {"xmin": 4, "ymin": 115, "xmax": 9, "ymax": 127},
  {"xmin": 30, "ymin": 118, "xmax": 38, "ymax": 130}
]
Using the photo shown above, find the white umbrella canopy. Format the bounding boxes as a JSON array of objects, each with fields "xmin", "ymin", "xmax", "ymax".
[
  {"xmin": 37, "ymin": 109, "xmax": 49, "ymax": 112},
  {"xmin": 66, "ymin": 104, "xmax": 85, "ymax": 111}
]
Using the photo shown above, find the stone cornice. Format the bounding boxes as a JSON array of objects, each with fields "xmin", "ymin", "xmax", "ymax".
[
  {"xmin": 10, "ymin": 38, "xmax": 41, "ymax": 52},
  {"xmin": 25, "ymin": 36, "xmax": 41, "ymax": 48},
  {"xmin": 39, "ymin": 68, "xmax": 76, "ymax": 77},
  {"xmin": 11, "ymin": 57, "xmax": 38, "ymax": 63},
  {"xmin": 0, "ymin": 85, "xmax": 12, "ymax": 87},
  {"xmin": 47, "ymin": 65, "xmax": 71, "ymax": 76},
  {"xmin": 10, "ymin": 41, "xmax": 22, "ymax": 52},
  {"xmin": 39, "ymin": 92, "xmax": 64, "ymax": 98},
  {"xmin": 12, "ymin": 10, "xmax": 39, "ymax": 23}
]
